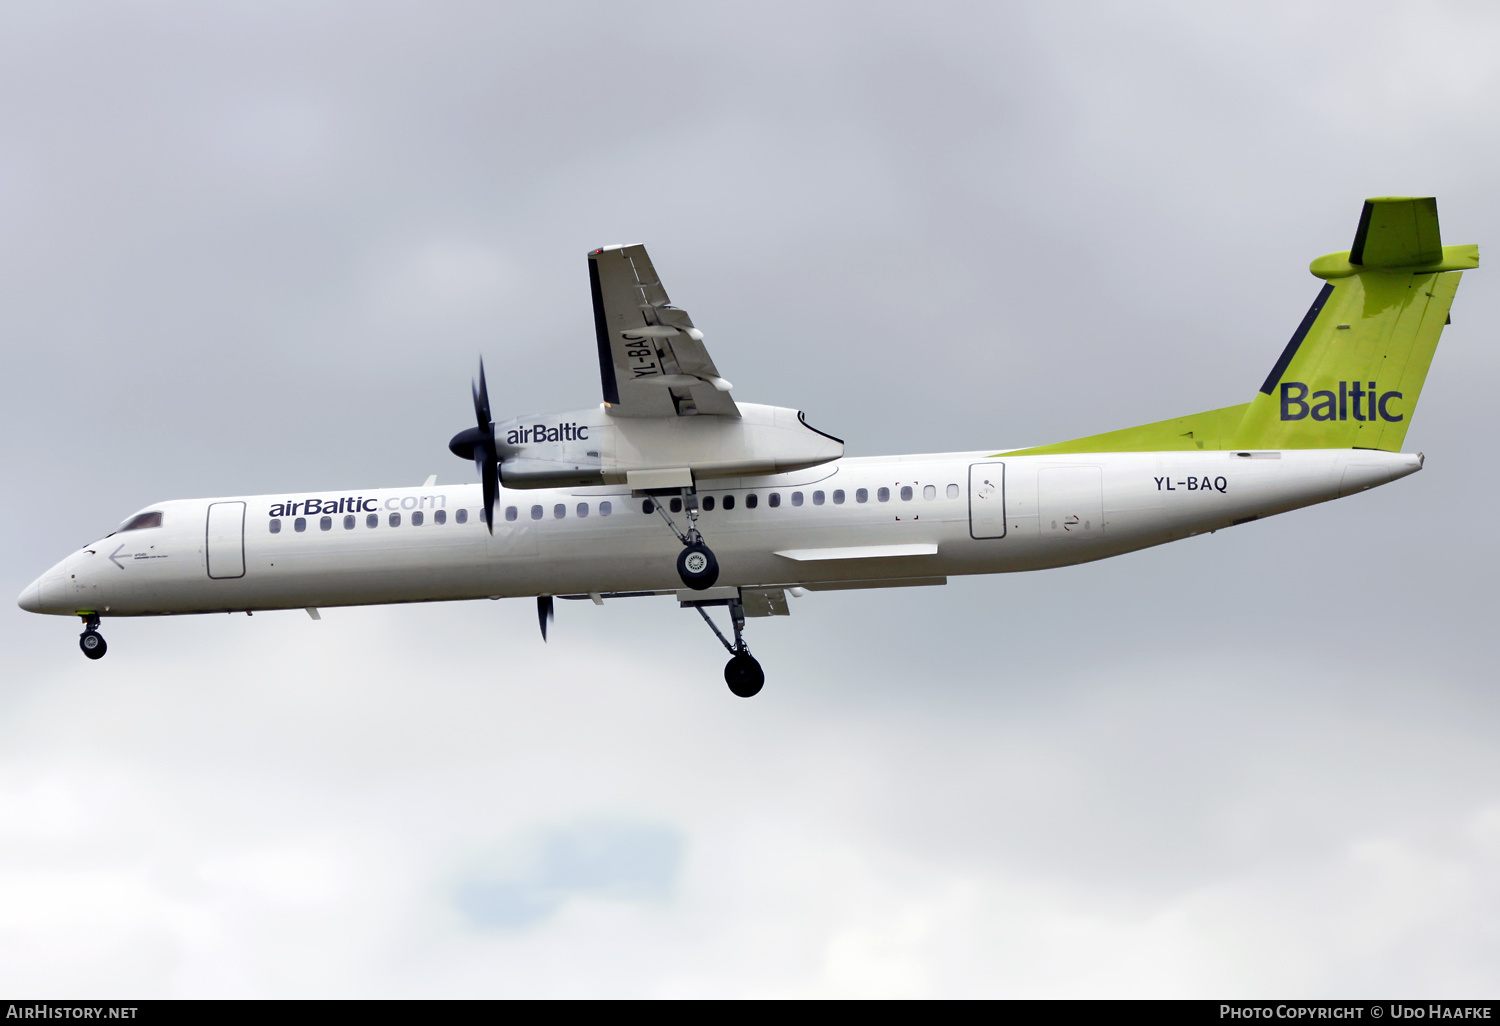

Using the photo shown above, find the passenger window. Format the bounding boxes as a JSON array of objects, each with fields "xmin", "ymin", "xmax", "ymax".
[
  {"xmin": 456, "ymin": 509, "xmax": 468, "ymax": 524},
  {"xmin": 435, "ymin": 509, "xmax": 447, "ymax": 525},
  {"xmin": 294, "ymin": 517, "xmax": 307, "ymax": 532},
  {"xmin": 947, "ymin": 483, "xmax": 960, "ymax": 499},
  {"xmin": 119, "ymin": 511, "xmax": 163, "ymax": 532},
  {"xmin": 745, "ymin": 494, "xmax": 758, "ymax": 509},
  {"xmin": 813, "ymin": 491, "xmax": 825, "ymax": 505},
  {"xmin": 577, "ymin": 503, "xmax": 589, "ymax": 518},
  {"xmin": 702, "ymin": 496, "xmax": 715, "ymax": 511},
  {"xmin": 269, "ymin": 519, "xmax": 282, "ymax": 534},
  {"xmin": 505, "ymin": 507, "xmax": 517, "ymax": 522},
  {"xmin": 366, "ymin": 513, "xmax": 379, "ymax": 528},
  {"xmin": 389, "ymin": 512, "xmax": 401, "ymax": 527},
  {"xmin": 531, "ymin": 505, "xmax": 544, "ymax": 520},
  {"xmin": 791, "ymin": 492, "xmax": 804, "ymax": 507},
  {"xmin": 642, "ymin": 499, "xmax": 654, "ymax": 514},
  {"xmin": 600, "ymin": 501, "xmax": 612, "ymax": 517},
  {"xmin": 479, "ymin": 507, "xmax": 488, "ymax": 524},
  {"xmin": 344, "ymin": 515, "xmax": 355, "ymax": 530},
  {"xmin": 722, "ymin": 495, "xmax": 735, "ymax": 510},
  {"xmin": 320, "ymin": 515, "xmax": 332, "ymax": 531},
  {"xmin": 669, "ymin": 497, "xmax": 682, "ymax": 513},
  {"xmin": 878, "ymin": 487, "xmax": 890, "ymax": 502},
  {"xmin": 412, "ymin": 510, "xmax": 424, "ymax": 526},
  {"xmin": 856, "ymin": 488, "xmax": 868, "ymax": 503},
  {"xmin": 768, "ymin": 492, "xmax": 781, "ymax": 508},
  {"xmin": 900, "ymin": 486, "xmax": 913, "ymax": 501},
  {"xmin": 553, "ymin": 504, "xmax": 566, "ymax": 519},
  {"xmin": 833, "ymin": 489, "xmax": 845, "ymax": 504},
  {"xmin": 923, "ymin": 484, "xmax": 936, "ymax": 500}
]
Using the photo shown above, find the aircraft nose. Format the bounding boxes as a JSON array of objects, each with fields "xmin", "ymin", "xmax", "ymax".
[{"xmin": 18, "ymin": 578, "xmax": 42, "ymax": 613}]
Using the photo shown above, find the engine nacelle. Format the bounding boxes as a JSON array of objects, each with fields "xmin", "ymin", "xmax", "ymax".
[{"xmin": 495, "ymin": 403, "xmax": 843, "ymax": 489}]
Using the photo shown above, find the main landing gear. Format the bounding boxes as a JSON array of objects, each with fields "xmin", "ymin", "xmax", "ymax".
[
  {"xmin": 78, "ymin": 613, "xmax": 107, "ymax": 660},
  {"xmin": 650, "ymin": 491, "xmax": 720, "ymax": 591},
  {"xmin": 692, "ymin": 597, "xmax": 764, "ymax": 698},
  {"xmin": 641, "ymin": 488, "xmax": 765, "ymax": 695}
]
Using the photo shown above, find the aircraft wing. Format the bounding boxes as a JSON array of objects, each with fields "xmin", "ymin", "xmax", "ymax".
[{"xmin": 588, "ymin": 245, "xmax": 740, "ymax": 419}]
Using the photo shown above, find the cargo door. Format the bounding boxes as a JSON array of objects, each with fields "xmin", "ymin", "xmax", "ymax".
[
  {"xmin": 206, "ymin": 501, "xmax": 246, "ymax": 579},
  {"xmin": 968, "ymin": 462, "xmax": 1007, "ymax": 539}
]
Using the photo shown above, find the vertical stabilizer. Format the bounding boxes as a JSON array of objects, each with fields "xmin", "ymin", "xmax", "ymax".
[{"xmin": 1232, "ymin": 197, "xmax": 1477, "ymax": 452}]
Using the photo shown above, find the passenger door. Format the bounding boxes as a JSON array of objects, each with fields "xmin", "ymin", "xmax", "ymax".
[
  {"xmin": 206, "ymin": 501, "xmax": 246, "ymax": 579},
  {"xmin": 968, "ymin": 463, "xmax": 1007, "ymax": 539}
]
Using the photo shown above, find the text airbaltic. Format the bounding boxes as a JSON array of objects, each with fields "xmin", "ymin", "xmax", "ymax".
[
  {"xmin": 268, "ymin": 497, "xmax": 376, "ymax": 517},
  {"xmin": 507, "ymin": 422, "xmax": 589, "ymax": 445},
  {"xmin": 1280, "ymin": 382, "xmax": 1404, "ymax": 422}
]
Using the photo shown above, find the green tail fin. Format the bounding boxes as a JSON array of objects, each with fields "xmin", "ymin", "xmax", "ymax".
[
  {"xmin": 1233, "ymin": 197, "xmax": 1476, "ymax": 451},
  {"xmin": 1006, "ymin": 198, "xmax": 1475, "ymax": 458}
]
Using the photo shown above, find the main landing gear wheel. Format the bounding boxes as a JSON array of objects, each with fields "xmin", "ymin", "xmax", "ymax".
[
  {"xmin": 692, "ymin": 599, "xmax": 767, "ymax": 698},
  {"xmin": 79, "ymin": 630, "xmax": 106, "ymax": 660},
  {"xmin": 724, "ymin": 652, "xmax": 764, "ymax": 698},
  {"xmin": 677, "ymin": 542, "xmax": 719, "ymax": 591}
]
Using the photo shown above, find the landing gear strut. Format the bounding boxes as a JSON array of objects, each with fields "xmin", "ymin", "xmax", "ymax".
[
  {"xmin": 652, "ymin": 492, "xmax": 719, "ymax": 590},
  {"xmin": 78, "ymin": 613, "xmax": 106, "ymax": 660},
  {"xmin": 694, "ymin": 599, "xmax": 764, "ymax": 698}
]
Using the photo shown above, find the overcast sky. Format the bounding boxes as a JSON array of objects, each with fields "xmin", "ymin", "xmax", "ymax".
[{"xmin": 3, "ymin": 1, "xmax": 1499, "ymax": 997}]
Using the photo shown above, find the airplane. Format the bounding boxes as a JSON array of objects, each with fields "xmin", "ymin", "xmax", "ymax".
[{"xmin": 17, "ymin": 197, "xmax": 1476, "ymax": 698}]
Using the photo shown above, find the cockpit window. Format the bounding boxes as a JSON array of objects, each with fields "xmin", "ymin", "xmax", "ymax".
[{"xmin": 118, "ymin": 511, "xmax": 163, "ymax": 532}]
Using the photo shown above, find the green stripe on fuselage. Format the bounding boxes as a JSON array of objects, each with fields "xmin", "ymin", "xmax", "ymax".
[{"xmin": 1000, "ymin": 403, "xmax": 1250, "ymax": 457}]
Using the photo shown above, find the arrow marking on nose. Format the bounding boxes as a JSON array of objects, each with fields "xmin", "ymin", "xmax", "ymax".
[{"xmin": 108, "ymin": 545, "xmax": 128, "ymax": 569}]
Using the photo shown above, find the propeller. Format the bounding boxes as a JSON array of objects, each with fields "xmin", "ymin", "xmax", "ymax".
[
  {"xmin": 447, "ymin": 359, "xmax": 500, "ymax": 533},
  {"xmin": 537, "ymin": 595, "xmax": 553, "ymax": 642}
]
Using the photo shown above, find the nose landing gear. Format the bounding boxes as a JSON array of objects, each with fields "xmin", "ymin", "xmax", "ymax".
[
  {"xmin": 650, "ymin": 491, "xmax": 720, "ymax": 590},
  {"xmin": 677, "ymin": 541, "xmax": 718, "ymax": 590},
  {"xmin": 78, "ymin": 614, "xmax": 107, "ymax": 660}
]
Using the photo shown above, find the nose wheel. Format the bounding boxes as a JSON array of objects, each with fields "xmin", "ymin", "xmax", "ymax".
[
  {"xmin": 650, "ymin": 491, "xmax": 720, "ymax": 591},
  {"xmin": 78, "ymin": 614, "xmax": 107, "ymax": 660},
  {"xmin": 677, "ymin": 542, "xmax": 718, "ymax": 590}
]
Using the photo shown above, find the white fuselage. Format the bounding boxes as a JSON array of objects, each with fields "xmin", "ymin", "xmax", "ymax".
[{"xmin": 19, "ymin": 448, "xmax": 1420, "ymax": 617}]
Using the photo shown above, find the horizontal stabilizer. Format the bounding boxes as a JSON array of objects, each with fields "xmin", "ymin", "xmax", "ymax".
[{"xmin": 1311, "ymin": 197, "xmax": 1478, "ymax": 278}]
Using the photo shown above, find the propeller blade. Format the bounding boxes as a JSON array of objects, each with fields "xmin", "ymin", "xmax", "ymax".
[
  {"xmin": 481, "ymin": 454, "xmax": 498, "ymax": 535},
  {"xmin": 473, "ymin": 358, "xmax": 492, "ymax": 431},
  {"xmin": 537, "ymin": 595, "xmax": 553, "ymax": 642},
  {"xmin": 452, "ymin": 357, "xmax": 501, "ymax": 532}
]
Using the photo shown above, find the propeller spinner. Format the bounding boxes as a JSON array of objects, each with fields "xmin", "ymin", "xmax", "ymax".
[{"xmin": 448, "ymin": 359, "xmax": 500, "ymax": 533}]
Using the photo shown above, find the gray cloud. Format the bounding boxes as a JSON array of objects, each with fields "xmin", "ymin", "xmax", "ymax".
[{"xmin": 2, "ymin": 0, "xmax": 1498, "ymax": 997}]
